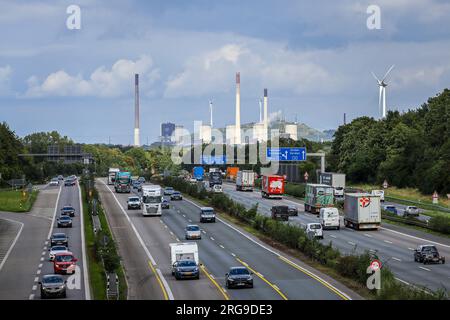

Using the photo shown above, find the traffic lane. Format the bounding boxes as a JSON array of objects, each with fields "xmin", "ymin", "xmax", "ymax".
[
  {"xmin": 162, "ymin": 205, "xmax": 280, "ymax": 300},
  {"xmin": 112, "ymin": 187, "xmax": 224, "ymax": 300},
  {"xmin": 37, "ymin": 183, "xmax": 85, "ymax": 300},
  {"xmin": 382, "ymin": 201, "xmax": 430, "ymax": 222},
  {"xmin": 97, "ymin": 180, "xmax": 166, "ymax": 300},
  {"xmin": 0, "ymin": 217, "xmax": 22, "ymax": 269},
  {"xmin": 170, "ymin": 199, "xmax": 343, "ymax": 300}
]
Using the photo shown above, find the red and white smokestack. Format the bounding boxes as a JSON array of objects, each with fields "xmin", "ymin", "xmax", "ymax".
[
  {"xmin": 235, "ymin": 72, "xmax": 241, "ymax": 145},
  {"xmin": 134, "ymin": 74, "xmax": 140, "ymax": 146}
]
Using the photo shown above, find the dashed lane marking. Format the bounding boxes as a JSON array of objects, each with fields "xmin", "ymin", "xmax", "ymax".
[{"xmin": 419, "ymin": 266, "xmax": 430, "ymax": 272}]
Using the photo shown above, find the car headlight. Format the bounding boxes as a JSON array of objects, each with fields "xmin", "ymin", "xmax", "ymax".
[
  {"xmin": 59, "ymin": 285, "xmax": 65, "ymax": 289},
  {"xmin": 228, "ymin": 278, "xmax": 234, "ymax": 282}
]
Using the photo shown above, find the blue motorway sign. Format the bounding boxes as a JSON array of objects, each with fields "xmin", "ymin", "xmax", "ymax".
[
  {"xmin": 267, "ymin": 147, "xmax": 307, "ymax": 161},
  {"xmin": 201, "ymin": 155, "xmax": 227, "ymax": 165}
]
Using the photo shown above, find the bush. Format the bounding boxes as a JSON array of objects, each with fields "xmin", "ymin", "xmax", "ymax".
[{"xmin": 428, "ymin": 215, "xmax": 450, "ymax": 235}]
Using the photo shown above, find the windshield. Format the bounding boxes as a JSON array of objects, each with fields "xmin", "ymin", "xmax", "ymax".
[
  {"xmin": 230, "ymin": 268, "xmax": 249, "ymax": 275},
  {"xmin": 409, "ymin": 206, "xmax": 417, "ymax": 210},
  {"xmin": 51, "ymin": 246, "xmax": 67, "ymax": 251},
  {"xmin": 309, "ymin": 224, "xmax": 321, "ymax": 229},
  {"xmin": 118, "ymin": 178, "xmax": 129, "ymax": 183},
  {"xmin": 187, "ymin": 226, "xmax": 200, "ymax": 231},
  {"xmin": 55, "ymin": 255, "xmax": 74, "ymax": 262},
  {"xmin": 202, "ymin": 210, "xmax": 214, "ymax": 215},
  {"xmin": 423, "ymin": 246, "xmax": 437, "ymax": 253},
  {"xmin": 43, "ymin": 276, "xmax": 63, "ymax": 284},
  {"xmin": 143, "ymin": 196, "xmax": 162, "ymax": 204},
  {"xmin": 178, "ymin": 260, "xmax": 196, "ymax": 267},
  {"xmin": 62, "ymin": 207, "xmax": 73, "ymax": 211},
  {"xmin": 129, "ymin": 197, "xmax": 140, "ymax": 202},
  {"xmin": 166, "ymin": 187, "xmax": 173, "ymax": 191},
  {"xmin": 53, "ymin": 234, "xmax": 66, "ymax": 239},
  {"xmin": 59, "ymin": 216, "xmax": 71, "ymax": 220}
]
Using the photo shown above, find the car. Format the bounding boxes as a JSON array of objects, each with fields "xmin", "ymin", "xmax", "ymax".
[
  {"xmin": 287, "ymin": 205, "xmax": 299, "ymax": 216},
  {"xmin": 127, "ymin": 196, "xmax": 141, "ymax": 210},
  {"xmin": 57, "ymin": 215, "xmax": 73, "ymax": 228},
  {"xmin": 306, "ymin": 223, "xmax": 323, "ymax": 239},
  {"xmin": 132, "ymin": 180, "xmax": 142, "ymax": 192},
  {"xmin": 53, "ymin": 252, "xmax": 77, "ymax": 274},
  {"xmin": 212, "ymin": 184, "xmax": 223, "ymax": 193},
  {"xmin": 49, "ymin": 178, "xmax": 59, "ymax": 186},
  {"xmin": 200, "ymin": 207, "xmax": 215, "ymax": 223},
  {"xmin": 271, "ymin": 206, "xmax": 289, "ymax": 221},
  {"xmin": 404, "ymin": 206, "xmax": 419, "ymax": 217},
  {"xmin": 48, "ymin": 245, "xmax": 69, "ymax": 261},
  {"xmin": 414, "ymin": 245, "xmax": 445, "ymax": 264},
  {"xmin": 138, "ymin": 177, "xmax": 146, "ymax": 183},
  {"xmin": 185, "ymin": 225, "xmax": 202, "ymax": 240},
  {"xmin": 161, "ymin": 198, "xmax": 170, "ymax": 209},
  {"xmin": 225, "ymin": 266, "xmax": 253, "ymax": 289},
  {"xmin": 50, "ymin": 233, "xmax": 68, "ymax": 247},
  {"xmin": 173, "ymin": 260, "xmax": 200, "ymax": 280},
  {"xmin": 164, "ymin": 187, "xmax": 175, "ymax": 195},
  {"xmin": 39, "ymin": 274, "xmax": 67, "ymax": 299},
  {"xmin": 57, "ymin": 175, "xmax": 64, "ymax": 180},
  {"xmin": 383, "ymin": 205, "xmax": 398, "ymax": 215},
  {"xmin": 64, "ymin": 178, "xmax": 75, "ymax": 186},
  {"xmin": 61, "ymin": 206, "xmax": 75, "ymax": 217},
  {"xmin": 170, "ymin": 191, "xmax": 183, "ymax": 200}
]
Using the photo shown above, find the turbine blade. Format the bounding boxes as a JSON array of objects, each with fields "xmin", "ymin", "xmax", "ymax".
[
  {"xmin": 381, "ymin": 65, "xmax": 395, "ymax": 82},
  {"xmin": 371, "ymin": 71, "xmax": 380, "ymax": 82}
]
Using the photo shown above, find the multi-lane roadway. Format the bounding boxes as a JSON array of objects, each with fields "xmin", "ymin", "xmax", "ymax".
[
  {"xmin": 97, "ymin": 178, "xmax": 359, "ymax": 300},
  {"xmin": 220, "ymin": 182, "xmax": 450, "ymax": 292}
]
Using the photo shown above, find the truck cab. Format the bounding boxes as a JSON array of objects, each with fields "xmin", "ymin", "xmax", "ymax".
[
  {"xmin": 114, "ymin": 171, "xmax": 132, "ymax": 193},
  {"xmin": 142, "ymin": 185, "xmax": 162, "ymax": 216},
  {"xmin": 319, "ymin": 207, "xmax": 340, "ymax": 230}
]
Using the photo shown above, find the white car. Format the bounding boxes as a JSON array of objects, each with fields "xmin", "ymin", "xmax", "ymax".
[
  {"xmin": 48, "ymin": 245, "xmax": 70, "ymax": 261},
  {"xmin": 305, "ymin": 223, "xmax": 323, "ymax": 239},
  {"xmin": 371, "ymin": 190, "xmax": 385, "ymax": 202},
  {"xmin": 404, "ymin": 206, "xmax": 419, "ymax": 217},
  {"xmin": 49, "ymin": 178, "xmax": 59, "ymax": 186},
  {"xmin": 212, "ymin": 184, "xmax": 223, "ymax": 193}
]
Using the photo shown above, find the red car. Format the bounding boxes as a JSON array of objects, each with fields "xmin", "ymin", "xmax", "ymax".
[{"xmin": 53, "ymin": 252, "xmax": 77, "ymax": 274}]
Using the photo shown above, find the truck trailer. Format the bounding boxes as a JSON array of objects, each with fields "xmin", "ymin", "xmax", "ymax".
[
  {"xmin": 261, "ymin": 175, "xmax": 284, "ymax": 199},
  {"xmin": 236, "ymin": 170, "xmax": 255, "ymax": 191},
  {"xmin": 108, "ymin": 168, "xmax": 120, "ymax": 185},
  {"xmin": 304, "ymin": 184, "xmax": 334, "ymax": 214},
  {"xmin": 319, "ymin": 172, "xmax": 346, "ymax": 199},
  {"xmin": 344, "ymin": 193, "xmax": 381, "ymax": 230}
]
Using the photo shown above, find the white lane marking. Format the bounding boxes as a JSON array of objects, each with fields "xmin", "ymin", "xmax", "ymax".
[
  {"xmin": 408, "ymin": 247, "xmax": 415, "ymax": 251},
  {"xmin": 210, "ymin": 274, "xmax": 215, "ymax": 280},
  {"xmin": 41, "ymin": 251, "xmax": 46, "ymax": 256},
  {"xmin": 169, "ymin": 231, "xmax": 174, "ymax": 235},
  {"xmin": 38, "ymin": 263, "xmax": 42, "ymax": 268},
  {"xmin": 0, "ymin": 218, "xmax": 24, "ymax": 273},
  {"xmin": 36, "ymin": 269, "xmax": 41, "ymax": 275},
  {"xmin": 273, "ymin": 284, "xmax": 280, "ymax": 290},
  {"xmin": 34, "ymin": 277, "xmax": 39, "ymax": 282},
  {"xmin": 29, "ymin": 294, "xmax": 34, "ymax": 300},
  {"xmin": 182, "ymin": 197, "xmax": 352, "ymax": 300},
  {"xmin": 219, "ymin": 244, "xmax": 225, "ymax": 249},
  {"xmin": 419, "ymin": 266, "xmax": 431, "ymax": 272},
  {"xmin": 101, "ymin": 180, "xmax": 174, "ymax": 300},
  {"xmin": 32, "ymin": 285, "xmax": 37, "ymax": 291},
  {"xmin": 77, "ymin": 182, "xmax": 91, "ymax": 300},
  {"xmin": 202, "ymin": 230, "xmax": 206, "ymax": 234},
  {"xmin": 47, "ymin": 185, "xmax": 62, "ymax": 240},
  {"xmin": 329, "ymin": 235, "xmax": 337, "ymax": 239},
  {"xmin": 164, "ymin": 225, "xmax": 168, "ymax": 229},
  {"xmin": 384, "ymin": 240, "xmax": 393, "ymax": 244},
  {"xmin": 395, "ymin": 277, "xmax": 410, "ymax": 285},
  {"xmin": 348, "ymin": 241, "xmax": 356, "ymax": 246},
  {"xmin": 40, "ymin": 257, "xmax": 44, "ymax": 261},
  {"xmin": 210, "ymin": 237, "xmax": 215, "ymax": 241},
  {"xmin": 380, "ymin": 227, "xmax": 450, "ymax": 249},
  {"xmin": 364, "ymin": 233, "xmax": 372, "ymax": 238},
  {"xmin": 45, "ymin": 241, "xmax": 48, "ymax": 245},
  {"xmin": 188, "ymin": 219, "xmax": 192, "ymax": 223},
  {"xmin": 176, "ymin": 238, "xmax": 180, "ymax": 242},
  {"xmin": 231, "ymin": 253, "xmax": 236, "ymax": 257},
  {"xmin": 392, "ymin": 257, "xmax": 401, "ymax": 262},
  {"xmin": 182, "ymin": 214, "xmax": 186, "ymax": 217},
  {"xmin": 43, "ymin": 246, "xmax": 47, "ymax": 250}
]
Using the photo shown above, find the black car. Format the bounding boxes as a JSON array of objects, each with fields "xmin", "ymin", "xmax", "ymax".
[
  {"xmin": 39, "ymin": 274, "xmax": 67, "ymax": 299},
  {"xmin": 161, "ymin": 199, "xmax": 170, "ymax": 209},
  {"xmin": 170, "ymin": 191, "xmax": 183, "ymax": 200},
  {"xmin": 414, "ymin": 245, "xmax": 445, "ymax": 264},
  {"xmin": 172, "ymin": 260, "xmax": 200, "ymax": 280},
  {"xmin": 64, "ymin": 179, "xmax": 75, "ymax": 186},
  {"xmin": 164, "ymin": 187, "xmax": 175, "ymax": 195},
  {"xmin": 57, "ymin": 215, "xmax": 73, "ymax": 228},
  {"xmin": 50, "ymin": 233, "xmax": 68, "ymax": 247},
  {"xmin": 225, "ymin": 267, "xmax": 253, "ymax": 289},
  {"xmin": 61, "ymin": 206, "xmax": 75, "ymax": 217},
  {"xmin": 288, "ymin": 206, "xmax": 299, "ymax": 216}
]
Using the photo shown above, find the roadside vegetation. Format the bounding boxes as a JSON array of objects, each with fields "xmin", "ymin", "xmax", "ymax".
[
  {"xmin": 0, "ymin": 188, "xmax": 38, "ymax": 212},
  {"xmin": 160, "ymin": 176, "xmax": 448, "ymax": 300}
]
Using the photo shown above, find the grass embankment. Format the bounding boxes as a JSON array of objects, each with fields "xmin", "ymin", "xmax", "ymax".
[
  {"xmin": 0, "ymin": 189, "xmax": 39, "ymax": 212},
  {"xmin": 81, "ymin": 179, "xmax": 127, "ymax": 300}
]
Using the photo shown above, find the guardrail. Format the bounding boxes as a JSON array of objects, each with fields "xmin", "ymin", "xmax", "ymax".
[
  {"xmin": 385, "ymin": 196, "xmax": 450, "ymax": 213},
  {"xmin": 382, "ymin": 213, "xmax": 429, "ymax": 228}
]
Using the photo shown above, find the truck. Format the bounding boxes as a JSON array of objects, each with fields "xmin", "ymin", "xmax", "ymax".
[
  {"xmin": 304, "ymin": 184, "xmax": 334, "ymax": 214},
  {"xmin": 236, "ymin": 170, "xmax": 255, "ymax": 191},
  {"xmin": 108, "ymin": 168, "xmax": 120, "ymax": 185},
  {"xmin": 371, "ymin": 189, "xmax": 385, "ymax": 202},
  {"xmin": 261, "ymin": 175, "xmax": 284, "ymax": 199},
  {"xmin": 226, "ymin": 167, "xmax": 239, "ymax": 181},
  {"xmin": 193, "ymin": 166, "xmax": 204, "ymax": 181},
  {"xmin": 344, "ymin": 193, "xmax": 381, "ymax": 230},
  {"xmin": 271, "ymin": 205, "xmax": 289, "ymax": 221},
  {"xmin": 170, "ymin": 243, "xmax": 200, "ymax": 279},
  {"xmin": 114, "ymin": 171, "xmax": 132, "ymax": 193},
  {"xmin": 209, "ymin": 171, "xmax": 222, "ymax": 188},
  {"xmin": 142, "ymin": 185, "xmax": 162, "ymax": 216},
  {"xmin": 319, "ymin": 172, "xmax": 346, "ymax": 199}
]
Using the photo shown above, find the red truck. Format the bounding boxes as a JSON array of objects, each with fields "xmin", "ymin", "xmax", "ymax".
[{"xmin": 261, "ymin": 175, "xmax": 285, "ymax": 199}]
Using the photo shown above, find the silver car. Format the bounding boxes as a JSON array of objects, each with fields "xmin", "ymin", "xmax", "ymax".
[
  {"xmin": 404, "ymin": 206, "xmax": 419, "ymax": 217},
  {"xmin": 185, "ymin": 225, "xmax": 202, "ymax": 240},
  {"xmin": 39, "ymin": 274, "xmax": 67, "ymax": 299}
]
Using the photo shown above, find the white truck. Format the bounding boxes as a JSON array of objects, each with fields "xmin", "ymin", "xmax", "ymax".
[
  {"xmin": 371, "ymin": 189, "xmax": 385, "ymax": 202},
  {"xmin": 319, "ymin": 207, "xmax": 340, "ymax": 230},
  {"xmin": 344, "ymin": 193, "xmax": 381, "ymax": 230},
  {"xmin": 108, "ymin": 168, "xmax": 120, "ymax": 185},
  {"xmin": 320, "ymin": 172, "xmax": 346, "ymax": 199},
  {"xmin": 142, "ymin": 185, "xmax": 162, "ymax": 216},
  {"xmin": 236, "ymin": 170, "xmax": 255, "ymax": 191}
]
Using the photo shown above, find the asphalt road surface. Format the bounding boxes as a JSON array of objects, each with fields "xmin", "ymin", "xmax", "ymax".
[
  {"xmin": 221, "ymin": 182, "xmax": 450, "ymax": 292},
  {"xmin": 99, "ymin": 178, "xmax": 357, "ymax": 300}
]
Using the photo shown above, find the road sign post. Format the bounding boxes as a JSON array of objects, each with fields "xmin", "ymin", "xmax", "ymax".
[
  {"xmin": 432, "ymin": 191, "xmax": 439, "ymax": 204},
  {"xmin": 304, "ymin": 172, "xmax": 309, "ymax": 182}
]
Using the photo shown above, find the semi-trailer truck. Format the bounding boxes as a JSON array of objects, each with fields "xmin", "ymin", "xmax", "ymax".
[
  {"xmin": 108, "ymin": 168, "xmax": 120, "ymax": 185},
  {"xmin": 209, "ymin": 171, "xmax": 222, "ymax": 187},
  {"xmin": 304, "ymin": 184, "xmax": 334, "ymax": 214},
  {"xmin": 114, "ymin": 171, "xmax": 132, "ymax": 193},
  {"xmin": 261, "ymin": 175, "xmax": 284, "ymax": 199},
  {"xmin": 344, "ymin": 193, "xmax": 381, "ymax": 230},
  {"xmin": 142, "ymin": 185, "xmax": 162, "ymax": 216},
  {"xmin": 319, "ymin": 172, "xmax": 346, "ymax": 199},
  {"xmin": 236, "ymin": 170, "xmax": 255, "ymax": 191}
]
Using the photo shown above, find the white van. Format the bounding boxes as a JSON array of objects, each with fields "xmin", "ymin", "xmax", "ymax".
[
  {"xmin": 306, "ymin": 223, "xmax": 323, "ymax": 239},
  {"xmin": 212, "ymin": 184, "xmax": 223, "ymax": 193},
  {"xmin": 371, "ymin": 189, "xmax": 385, "ymax": 202},
  {"xmin": 319, "ymin": 207, "xmax": 340, "ymax": 230}
]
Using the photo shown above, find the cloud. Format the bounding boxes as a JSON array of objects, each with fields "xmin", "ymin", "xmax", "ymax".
[
  {"xmin": 0, "ymin": 65, "xmax": 13, "ymax": 95},
  {"xmin": 391, "ymin": 65, "xmax": 450, "ymax": 89},
  {"xmin": 25, "ymin": 55, "xmax": 160, "ymax": 98}
]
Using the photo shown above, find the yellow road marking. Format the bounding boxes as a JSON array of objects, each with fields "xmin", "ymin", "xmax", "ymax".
[
  {"xmin": 236, "ymin": 258, "xmax": 288, "ymax": 300},
  {"xmin": 278, "ymin": 256, "xmax": 350, "ymax": 300},
  {"xmin": 200, "ymin": 265, "xmax": 230, "ymax": 300},
  {"xmin": 148, "ymin": 261, "xmax": 169, "ymax": 300}
]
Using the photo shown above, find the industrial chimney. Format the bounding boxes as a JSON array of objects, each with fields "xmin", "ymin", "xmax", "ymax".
[
  {"xmin": 263, "ymin": 88, "xmax": 268, "ymax": 141},
  {"xmin": 209, "ymin": 100, "xmax": 213, "ymax": 127},
  {"xmin": 235, "ymin": 72, "xmax": 241, "ymax": 145},
  {"xmin": 134, "ymin": 74, "xmax": 140, "ymax": 147}
]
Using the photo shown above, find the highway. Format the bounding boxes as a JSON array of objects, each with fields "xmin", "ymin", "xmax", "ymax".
[
  {"xmin": 98, "ymin": 178, "xmax": 358, "ymax": 300},
  {"xmin": 382, "ymin": 200, "xmax": 430, "ymax": 222},
  {"xmin": 0, "ymin": 181, "xmax": 89, "ymax": 300},
  {"xmin": 221, "ymin": 182, "xmax": 450, "ymax": 292}
]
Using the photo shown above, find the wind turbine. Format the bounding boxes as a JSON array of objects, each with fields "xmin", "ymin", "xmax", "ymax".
[
  {"xmin": 371, "ymin": 65, "xmax": 395, "ymax": 119},
  {"xmin": 209, "ymin": 100, "xmax": 213, "ymax": 127}
]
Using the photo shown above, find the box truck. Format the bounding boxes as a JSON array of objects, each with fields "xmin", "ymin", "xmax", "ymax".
[
  {"xmin": 261, "ymin": 175, "xmax": 284, "ymax": 199},
  {"xmin": 142, "ymin": 185, "xmax": 162, "ymax": 216},
  {"xmin": 114, "ymin": 171, "xmax": 132, "ymax": 193},
  {"xmin": 193, "ymin": 167, "xmax": 204, "ymax": 181},
  {"xmin": 226, "ymin": 167, "xmax": 239, "ymax": 181},
  {"xmin": 344, "ymin": 193, "xmax": 381, "ymax": 230},
  {"xmin": 108, "ymin": 168, "xmax": 120, "ymax": 185},
  {"xmin": 304, "ymin": 184, "xmax": 334, "ymax": 214},
  {"xmin": 236, "ymin": 170, "xmax": 255, "ymax": 191},
  {"xmin": 319, "ymin": 172, "xmax": 346, "ymax": 199}
]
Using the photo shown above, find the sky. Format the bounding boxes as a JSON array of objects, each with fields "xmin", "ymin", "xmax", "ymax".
[{"xmin": 1, "ymin": 0, "xmax": 450, "ymax": 144}]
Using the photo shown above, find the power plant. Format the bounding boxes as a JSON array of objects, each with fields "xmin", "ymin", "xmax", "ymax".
[{"xmin": 134, "ymin": 73, "xmax": 140, "ymax": 147}]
